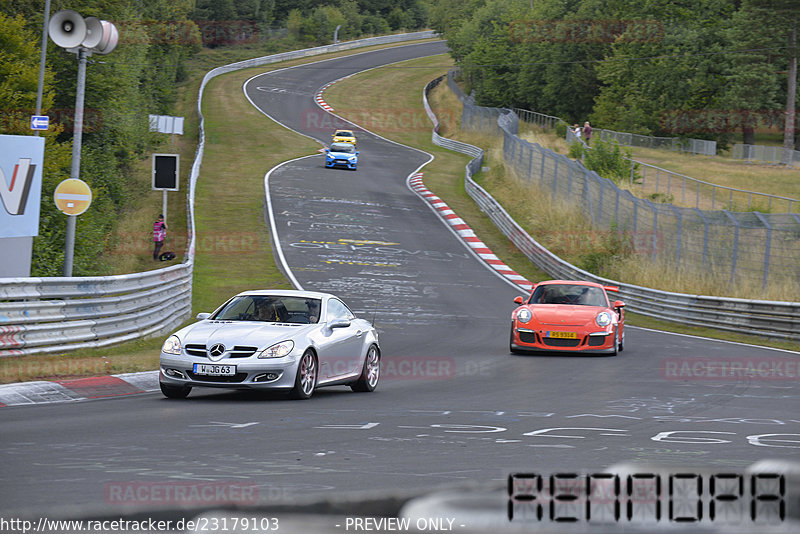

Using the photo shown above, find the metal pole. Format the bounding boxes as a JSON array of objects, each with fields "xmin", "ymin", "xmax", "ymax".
[
  {"xmin": 63, "ymin": 48, "xmax": 88, "ymax": 277},
  {"xmin": 35, "ymin": 0, "xmax": 52, "ymax": 138}
]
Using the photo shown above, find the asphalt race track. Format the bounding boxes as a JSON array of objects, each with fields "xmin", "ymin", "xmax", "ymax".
[{"xmin": 1, "ymin": 41, "xmax": 798, "ymax": 524}]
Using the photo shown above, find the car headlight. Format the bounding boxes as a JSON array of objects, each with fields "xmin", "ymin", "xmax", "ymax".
[
  {"xmin": 596, "ymin": 311, "xmax": 613, "ymax": 327},
  {"xmin": 258, "ymin": 340, "xmax": 294, "ymax": 359},
  {"xmin": 516, "ymin": 309, "xmax": 532, "ymax": 323},
  {"xmin": 162, "ymin": 335, "xmax": 182, "ymax": 355},
  {"xmin": 348, "ymin": 156, "xmax": 356, "ymax": 161}
]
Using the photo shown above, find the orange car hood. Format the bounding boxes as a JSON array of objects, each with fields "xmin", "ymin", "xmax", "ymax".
[{"xmin": 530, "ymin": 305, "xmax": 602, "ymax": 326}]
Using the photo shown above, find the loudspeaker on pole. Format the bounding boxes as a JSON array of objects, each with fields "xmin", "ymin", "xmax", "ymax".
[{"xmin": 48, "ymin": 10, "xmax": 87, "ymax": 49}]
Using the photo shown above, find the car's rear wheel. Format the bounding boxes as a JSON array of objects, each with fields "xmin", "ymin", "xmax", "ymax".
[
  {"xmin": 160, "ymin": 382, "xmax": 191, "ymax": 399},
  {"xmin": 290, "ymin": 350, "xmax": 317, "ymax": 400},
  {"xmin": 351, "ymin": 345, "xmax": 380, "ymax": 392}
]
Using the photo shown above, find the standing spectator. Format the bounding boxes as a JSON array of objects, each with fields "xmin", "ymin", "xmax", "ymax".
[
  {"xmin": 582, "ymin": 121, "xmax": 593, "ymax": 143},
  {"xmin": 572, "ymin": 124, "xmax": 581, "ymax": 138},
  {"xmin": 153, "ymin": 214, "xmax": 167, "ymax": 260}
]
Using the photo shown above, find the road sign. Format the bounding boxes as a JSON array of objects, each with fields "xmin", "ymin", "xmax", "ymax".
[
  {"xmin": 152, "ymin": 154, "xmax": 179, "ymax": 191},
  {"xmin": 54, "ymin": 178, "xmax": 92, "ymax": 216},
  {"xmin": 148, "ymin": 115, "xmax": 184, "ymax": 135},
  {"xmin": 30, "ymin": 115, "xmax": 49, "ymax": 131}
]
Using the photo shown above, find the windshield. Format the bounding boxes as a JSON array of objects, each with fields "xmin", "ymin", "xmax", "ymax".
[
  {"xmin": 330, "ymin": 143, "xmax": 355, "ymax": 153},
  {"xmin": 211, "ymin": 295, "xmax": 321, "ymax": 323},
  {"xmin": 335, "ymin": 130, "xmax": 354, "ymax": 137},
  {"xmin": 528, "ymin": 284, "xmax": 608, "ymax": 306}
]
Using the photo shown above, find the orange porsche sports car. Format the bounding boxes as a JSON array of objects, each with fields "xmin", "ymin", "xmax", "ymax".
[{"xmin": 510, "ymin": 280, "xmax": 625, "ymax": 355}]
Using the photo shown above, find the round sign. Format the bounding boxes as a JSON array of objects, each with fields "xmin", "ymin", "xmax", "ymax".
[{"xmin": 54, "ymin": 178, "xmax": 92, "ymax": 216}]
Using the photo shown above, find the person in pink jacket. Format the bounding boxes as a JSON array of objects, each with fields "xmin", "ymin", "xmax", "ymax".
[{"xmin": 152, "ymin": 214, "xmax": 167, "ymax": 260}]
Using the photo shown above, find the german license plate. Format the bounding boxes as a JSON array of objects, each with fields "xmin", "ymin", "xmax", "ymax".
[
  {"xmin": 193, "ymin": 363, "xmax": 236, "ymax": 376},
  {"xmin": 545, "ymin": 331, "xmax": 578, "ymax": 339}
]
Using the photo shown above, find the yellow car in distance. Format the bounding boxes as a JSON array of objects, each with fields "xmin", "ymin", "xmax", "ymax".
[{"xmin": 332, "ymin": 129, "xmax": 357, "ymax": 146}]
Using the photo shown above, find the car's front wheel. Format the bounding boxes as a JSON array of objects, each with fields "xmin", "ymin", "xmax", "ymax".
[
  {"xmin": 509, "ymin": 324, "xmax": 521, "ymax": 354},
  {"xmin": 290, "ymin": 350, "xmax": 317, "ymax": 400},
  {"xmin": 160, "ymin": 382, "xmax": 191, "ymax": 399},
  {"xmin": 610, "ymin": 327, "xmax": 619, "ymax": 356},
  {"xmin": 351, "ymin": 345, "xmax": 380, "ymax": 392}
]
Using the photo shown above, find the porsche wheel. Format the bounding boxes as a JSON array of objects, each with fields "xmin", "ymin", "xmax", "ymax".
[
  {"xmin": 160, "ymin": 382, "xmax": 191, "ymax": 399},
  {"xmin": 610, "ymin": 327, "xmax": 619, "ymax": 356},
  {"xmin": 509, "ymin": 325, "xmax": 521, "ymax": 354},
  {"xmin": 351, "ymin": 345, "xmax": 380, "ymax": 392},
  {"xmin": 290, "ymin": 350, "xmax": 317, "ymax": 400}
]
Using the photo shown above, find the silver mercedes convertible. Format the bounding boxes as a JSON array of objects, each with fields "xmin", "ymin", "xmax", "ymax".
[{"xmin": 159, "ymin": 290, "xmax": 380, "ymax": 400}]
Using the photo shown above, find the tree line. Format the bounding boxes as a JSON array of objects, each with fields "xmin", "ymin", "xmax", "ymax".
[
  {"xmin": 429, "ymin": 0, "xmax": 800, "ymax": 152},
  {"xmin": 0, "ymin": 0, "xmax": 430, "ymax": 276}
]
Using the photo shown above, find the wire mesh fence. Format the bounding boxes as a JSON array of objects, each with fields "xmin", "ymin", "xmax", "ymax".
[
  {"xmin": 732, "ymin": 143, "xmax": 800, "ymax": 168},
  {"xmin": 597, "ymin": 128, "xmax": 717, "ymax": 156},
  {"xmin": 449, "ymin": 72, "xmax": 800, "ymax": 291}
]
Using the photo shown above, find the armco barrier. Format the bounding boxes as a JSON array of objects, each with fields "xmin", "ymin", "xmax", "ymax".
[
  {"xmin": 424, "ymin": 75, "xmax": 800, "ymax": 342},
  {"xmin": 0, "ymin": 31, "xmax": 437, "ymax": 358}
]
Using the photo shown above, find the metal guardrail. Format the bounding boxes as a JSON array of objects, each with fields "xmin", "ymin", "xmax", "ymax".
[
  {"xmin": 0, "ymin": 31, "xmax": 438, "ymax": 358},
  {"xmin": 424, "ymin": 74, "xmax": 800, "ymax": 342}
]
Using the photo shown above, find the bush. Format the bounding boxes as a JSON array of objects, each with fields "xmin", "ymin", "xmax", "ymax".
[
  {"xmin": 569, "ymin": 137, "xmax": 638, "ymax": 184},
  {"xmin": 555, "ymin": 121, "xmax": 567, "ymax": 138}
]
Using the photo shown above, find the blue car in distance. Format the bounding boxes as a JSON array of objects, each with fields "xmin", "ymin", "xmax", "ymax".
[{"xmin": 325, "ymin": 142, "xmax": 359, "ymax": 170}]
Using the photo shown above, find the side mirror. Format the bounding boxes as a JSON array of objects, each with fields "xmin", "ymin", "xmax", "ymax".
[
  {"xmin": 325, "ymin": 148, "xmax": 330, "ymax": 153},
  {"xmin": 514, "ymin": 296, "xmax": 524, "ymax": 305},
  {"xmin": 328, "ymin": 318, "xmax": 351, "ymax": 329},
  {"xmin": 196, "ymin": 312, "xmax": 211, "ymax": 320},
  {"xmin": 355, "ymin": 151, "xmax": 359, "ymax": 155},
  {"xmin": 613, "ymin": 300, "xmax": 625, "ymax": 309}
]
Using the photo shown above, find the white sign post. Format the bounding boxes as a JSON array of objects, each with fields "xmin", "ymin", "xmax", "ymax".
[{"xmin": 149, "ymin": 116, "xmax": 184, "ymax": 223}]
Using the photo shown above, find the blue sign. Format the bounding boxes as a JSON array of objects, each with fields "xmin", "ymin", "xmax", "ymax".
[
  {"xmin": 0, "ymin": 135, "xmax": 45, "ymax": 238},
  {"xmin": 30, "ymin": 115, "xmax": 49, "ymax": 130}
]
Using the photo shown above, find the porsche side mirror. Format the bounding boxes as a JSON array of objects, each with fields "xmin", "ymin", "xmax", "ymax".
[
  {"xmin": 613, "ymin": 300, "xmax": 625, "ymax": 308},
  {"xmin": 514, "ymin": 296, "xmax": 524, "ymax": 305},
  {"xmin": 196, "ymin": 312, "xmax": 211, "ymax": 320}
]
